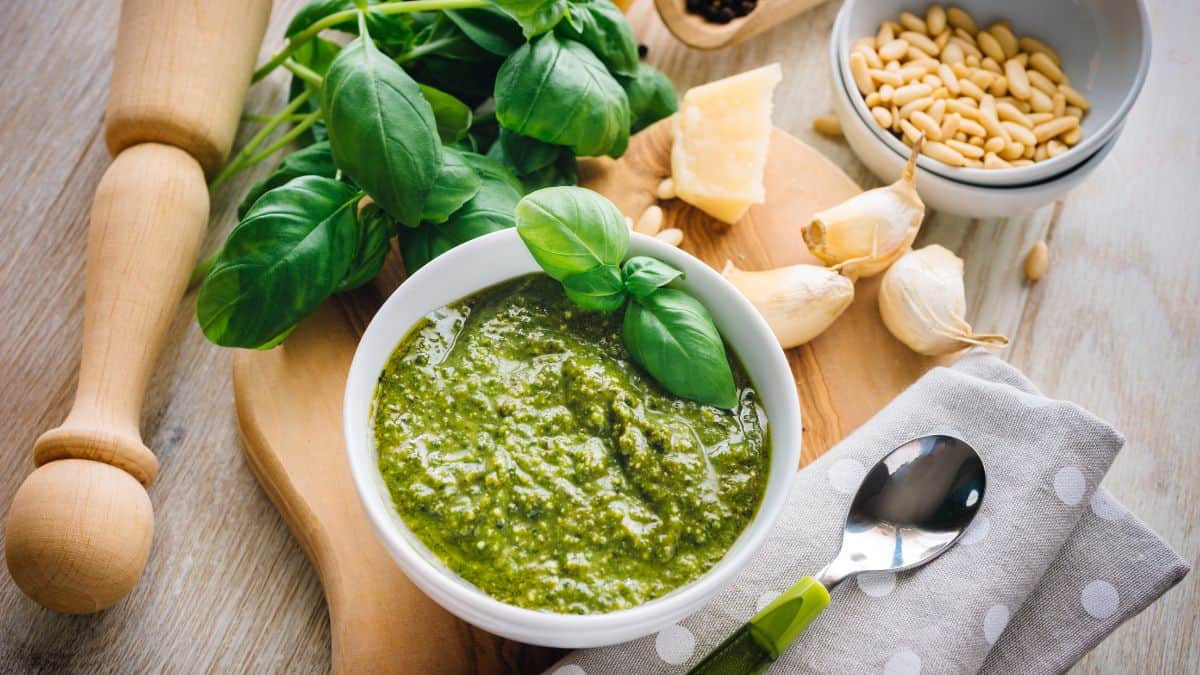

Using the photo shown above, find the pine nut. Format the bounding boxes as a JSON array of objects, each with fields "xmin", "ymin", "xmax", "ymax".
[
  {"xmin": 938, "ymin": 64, "xmax": 961, "ymax": 95},
  {"xmin": 866, "ymin": 91, "xmax": 883, "ymax": 107},
  {"xmin": 1024, "ymin": 240, "xmax": 1049, "ymax": 281},
  {"xmin": 886, "ymin": 60, "xmax": 901, "ymax": 72},
  {"xmin": 812, "ymin": 114, "xmax": 843, "ymax": 137},
  {"xmin": 923, "ymin": 139, "xmax": 967, "ymax": 166},
  {"xmin": 927, "ymin": 5, "xmax": 947, "ymax": 35},
  {"xmin": 959, "ymin": 78, "xmax": 986, "ymax": 101},
  {"xmin": 900, "ymin": 11, "xmax": 928, "ymax": 34},
  {"xmin": 934, "ymin": 29, "xmax": 951, "ymax": 50},
  {"xmin": 946, "ymin": 99, "xmax": 980, "ymax": 119},
  {"xmin": 1006, "ymin": 59, "xmax": 1031, "ymax": 99},
  {"xmin": 636, "ymin": 205, "xmax": 664, "ymax": 235},
  {"xmin": 911, "ymin": 110, "xmax": 942, "ymax": 140},
  {"xmin": 879, "ymin": 84, "xmax": 895, "ymax": 104},
  {"xmin": 876, "ymin": 22, "xmax": 895, "ymax": 47},
  {"xmin": 1011, "ymin": 159, "xmax": 1035, "ymax": 167},
  {"xmin": 1002, "ymin": 121, "xmax": 1037, "ymax": 146},
  {"xmin": 1001, "ymin": 142, "xmax": 1024, "ymax": 161},
  {"xmin": 965, "ymin": 54, "xmax": 980, "ymax": 68},
  {"xmin": 968, "ymin": 135, "xmax": 985, "ymax": 147},
  {"xmin": 893, "ymin": 83, "xmax": 932, "ymax": 106},
  {"xmin": 1035, "ymin": 144, "xmax": 1048, "ymax": 161},
  {"xmin": 983, "ymin": 152, "xmax": 1011, "ymax": 169},
  {"xmin": 656, "ymin": 177, "xmax": 676, "ymax": 200},
  {"xmin": 871, "ymin": 69, "xmax": 904, "ymax": 87},
  {"xmin": 951, "ymin": 36, "xmax": 982, "ymax": 60},
  {"xmin": 988, "ymin": 24, "xmax": 1019, "ymax": 59},
  {"xmin": 989, "ymin": 74, "xmax": 1008, "ymax": 97},
  {"xmin": 896, "ymin": 66, "xmax": 925, "ymax": 83},
  {"xmin": 850, "ymin": 52, "xmax": 875, "ymax": 95},
  {"xmin": 1018, "ymin": 37, "xmax": 1061, "ymax": 66},
  {"xmin": 1052, "ymin": 92, "xmax": 1066, "ymax": 118},
  {"xmin": 1029, "ymin": 52, "xmax": 1066, "ymax": 84},
  {"xmin": 932, "ymin": 86, "xmax": 951, "ymax": 99},
  {"xmin": 946, "ymin": 138, "xmax": 984, "ymax": 158},
  {"xmin": 996, "ymin": 101, "xmax": 1033, "ymax": 128},
  {"xmin": 1026, "ymin": 69, "xmax": 1057, "ymax": 96},
  {"xmin": 940, "ymin": 112, "xmax": 961, "ymax": 138},
  {"xmin": 977, "ymin": 31, "xmax": 1006, "ymax": 63},
  {"xmin": 1028, "ymin": 112, "xmax": 1054, "ymax": 124},
  {"xmin": 946, "ymin": 7, "xmax": 977, "ymax": 34},
  {"xmin": 1029, "ymin": 87, "xmax": 1054, "ymax": 113},
  {"xmin": 954, "ymin": 131, "xmax": 968, "ymax": 142},
  {"xmin": 901, "ymin": 31, "xmax": 939, "ymax": 56},
  {"xmin": 872, "ymin": 106, "xmax": 893, "ymax": 128},
  {"xmin": 1046, "ymin": 139, "xmax": 1068, "ymax": 158},
  {"xmin": 878, "ymin": 39, "xmax": 910, "ymax": 61},
  {"xmin": 1065, "ymin": 106, "xmax": 1083, "ymax": 120},
  {"xmin": 942, "ymin": 42, "xmax": 965, "ymax": 64},
  {"xmin": 984, "ymin": 136, "xmax": 1006, "ymax": 153},
  {"xmin": 929, "ymin": 99, "xmax": 947, "ymax": 123},
  {"xmin": 968, "ymin": 69, "xmax": 996, "ymax": 90},
  {"xmin": 963, "ymin": 157, "xmax": 984, "ymax": 168},
  {"xmin": 1022, "ymin": 143, "xmax": 1036, "ymax": 159},
  {"xmin": 655, "ymin": 228, "xmax": 683, "ymax": 247},
  {"xmin": 1033, "ymin": 116, "xmax": 1078, "ymax": 143},
  {"xmin": 1060, "ymin": 126, "xmax": 1082, "ymax": 145},
  {"xmin": 856, "ymin": 43, "xmax": 884, "ymax": 69},
  {"xmin": 899, "ymin": 96, "xmax": 934, "ymax": 119},
  {"xmin": 922, "ymin": 74, "xmax": 943, "ymax": 89},
  {"xmin": 1058, "ymin": 83, "xmax": 1090, "ymax": 110},
  {"xmin": 957, "ymin": 117, "xmax": 987, "ymax": 137},
  {"xmin": 899, "ymin": 118, "xmax": 923, "ymax": 145},
  {"xmin": 981, "ymin": 57, "xmax": 1003, "ymax": 74}
]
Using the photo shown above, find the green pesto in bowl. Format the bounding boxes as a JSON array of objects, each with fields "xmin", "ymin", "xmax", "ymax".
[{"xmin": 373, "ymin": 274, "xmax": 770, "ymax": 614}]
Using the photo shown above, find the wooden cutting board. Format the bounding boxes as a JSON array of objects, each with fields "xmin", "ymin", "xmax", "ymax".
[{"xmin": 233, "ymin": 119, "xmax": 945, "ymax": 673}]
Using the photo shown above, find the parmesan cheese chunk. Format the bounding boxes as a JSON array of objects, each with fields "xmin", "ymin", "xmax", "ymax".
[{"xmin": 671, "ymin": 63, "xmax": 782, "ymax": 224}]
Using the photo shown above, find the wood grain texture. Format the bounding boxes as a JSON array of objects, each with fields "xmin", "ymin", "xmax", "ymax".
[
  {"xmin": 0, "ymin": 0, "xmax": 1193, "ymax": 672},
  {"xmin": 654, "ymin": 0, "xmax": 828, "ymax": 51}
]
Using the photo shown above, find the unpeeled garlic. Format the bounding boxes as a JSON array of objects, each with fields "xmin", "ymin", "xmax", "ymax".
[
  {"xmin": 722, "ymin": 261, "xmax": 854, "ymax": 349},
  {"xmin": 802, "ymin": 137, "xmax": 925, "ymax": 280},
  {"xmin": 878, "ymin": 244, "xmax": 1009, "ymax": 355}
]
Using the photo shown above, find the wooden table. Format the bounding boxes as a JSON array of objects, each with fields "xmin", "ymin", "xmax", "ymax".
[{"xmin": 1, "ymin": 1, "xmax": 1195, "ymax": 672}]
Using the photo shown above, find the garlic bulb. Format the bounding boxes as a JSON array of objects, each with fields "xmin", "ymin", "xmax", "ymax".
[
  {"xmin": 802, "ymin": 137, "xmax": 925, "ymax": 280},
  {"xmin": 878, "ymin": 245, "xmax": 1009, "ymax": 355},
  {"xmin": 722, "ymin": 261, "xmax": 854, "ymax": 349}
]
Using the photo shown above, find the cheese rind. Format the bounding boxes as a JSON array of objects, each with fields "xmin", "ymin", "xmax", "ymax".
[{"xmin": 671, "ymin": 63, "xmax": 782, "ymax": 224}]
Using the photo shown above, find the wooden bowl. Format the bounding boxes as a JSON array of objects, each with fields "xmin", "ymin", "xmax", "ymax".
[{"xmin": 654, "ymin": 0, "xmax": 828, "ymax": 50}]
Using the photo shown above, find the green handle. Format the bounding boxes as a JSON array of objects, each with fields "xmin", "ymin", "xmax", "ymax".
[{"xmin": 687, "ymin": 577, "xmax": 830, "ymax": 675}]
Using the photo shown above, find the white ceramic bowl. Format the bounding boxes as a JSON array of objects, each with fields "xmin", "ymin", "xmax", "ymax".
[
  {"xmin": 344, "ymin": 229, "xmax": 802, "ymax": 648},
  {"xmin": 833, "ymin": 59, "xmax": 1120, "ymax": 217},
  {"xmin": 835, "ymin": 0, "xmax": 1150, "ymax": 187}
]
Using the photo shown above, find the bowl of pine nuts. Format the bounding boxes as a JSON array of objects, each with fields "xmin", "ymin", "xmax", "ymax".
[{"xmin": 832, "ymin": 0, "xmax": 1151, "ymax": 188}]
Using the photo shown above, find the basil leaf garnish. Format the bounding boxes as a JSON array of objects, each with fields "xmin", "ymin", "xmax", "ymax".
[
  {"xmin": 514, "ymin": 186, "xmax": 628, "ymax": 281},
  {"xmin": 622, "ymin": 288, "xmax": 738, "ymax": 408},
  {"xmin": 562, "ymin": 264, "xmax": 627, "ymax": 312},
  {"xmin": 622, "ymin": 256, "xmax": 683, "ymax": 299}
]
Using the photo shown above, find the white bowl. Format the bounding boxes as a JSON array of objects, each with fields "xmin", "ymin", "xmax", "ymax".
[
  {"xmin": 344, "ymin": 228, "xmax": 802, "ymax": 648},
  {"xmin": 835, "ymin": 0, "xmax": 1150, "ymax": 186},
  {"xmin": 833, "ymin": 58, "xmax": 1120, "ymax": 217}
]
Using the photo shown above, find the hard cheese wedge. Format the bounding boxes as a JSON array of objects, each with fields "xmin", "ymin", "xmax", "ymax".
[{"xmin": 671, "ymin": 63, "xmax": 782, "ymax": 224}]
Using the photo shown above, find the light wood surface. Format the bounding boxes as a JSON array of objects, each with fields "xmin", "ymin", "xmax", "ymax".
[
  {"xmin": 106, "ymin": 0, "xmax": 272, "ymax": 176},
  {"xmin": 654, "ymin": 0, "xmax": 828, "ymax": 50},
  {"xmin": 0, "ymin": 0, "xmax": 1194, "ymax": 672}
]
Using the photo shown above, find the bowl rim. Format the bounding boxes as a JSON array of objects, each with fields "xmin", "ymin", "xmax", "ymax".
[
  {"xmin": 343, "ymin": 228, "xmax": 802, "ymax": 648},
  {"xmin": 833, "ymin": 0, "xmax": 1151, "ymax": 187}
]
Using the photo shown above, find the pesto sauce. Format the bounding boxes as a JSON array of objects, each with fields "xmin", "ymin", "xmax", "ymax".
[{"xmin": 373, "ymin": 275, "xmax": 770, "ymax": 614}]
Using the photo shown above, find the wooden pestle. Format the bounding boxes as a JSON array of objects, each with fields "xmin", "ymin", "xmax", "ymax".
[{"xmin": 5, "ymin": 0, "xmax": 271, "ymax": 614}]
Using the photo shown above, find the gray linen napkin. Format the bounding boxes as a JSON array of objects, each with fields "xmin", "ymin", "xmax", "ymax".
[{"xmin": 549, "ymin": 351, "xmax": 1189, "ymax": 675}]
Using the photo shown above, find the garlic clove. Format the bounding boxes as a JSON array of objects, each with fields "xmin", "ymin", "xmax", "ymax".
[
  {"xmin": 802, "ymin": 136, "xmax": 926, "ymax": 280},
  {"xmin": 722, "ymin": 261, "xmax": 855, "ymax": 349},
  {"xmin": 878, "ymin": 244, "xmax": 1009, "ymax": 355}
]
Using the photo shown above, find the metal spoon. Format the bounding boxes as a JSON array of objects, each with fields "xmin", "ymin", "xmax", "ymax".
[{"xmin": 688, "ymin": 435, "xmax": 986, "ymax": 674}]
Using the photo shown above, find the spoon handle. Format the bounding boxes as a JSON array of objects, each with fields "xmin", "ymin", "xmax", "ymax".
[{"xmin": 687, "ymin": 576, "xmax": 830, "ymax": 674}]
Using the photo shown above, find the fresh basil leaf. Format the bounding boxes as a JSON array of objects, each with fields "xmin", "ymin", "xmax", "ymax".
[
  {"xmin": 517, "ymin": 146, "xmax": 577, "ymax": 192},
  {"xmin": 324, "ymin": 34, "xmax": 441, "ymax": 226},
  {"xmin": 445, "ymin": 6, "xmax": 524, "ymax": 56},
  {"xmin": 492, "ymin": 0, "xmax": 570, "ymax": 38},
  {"xmin": 407, "ymin": 54, "xmax": 502, "ymax": 108},
  {"xmin": 622, "ymin": 288, "xmax": 737, "ymax": 408},
  {"xmin": 286, "ymin": 0, "xmax": 415, "ymax": 47},
  {"xmin": 419, "ymin": 84, "xmax": 473, "ymax": 143},
  {"xmin": 514, "ymin": 186, "xmax": 628, "ymax": 281},
  {"xmin": 621, "ymin": 256, "xmax": 683, "ymax": 299},
  {"xmin": 556, "ymin": 0, "xmax": 638, "ymax": 77},
  {"xmin": 338, "ymin": 202, "xmax": 396, "ymax": 291},
  {"xmin": 421, "ymin": 146, "xmax": 482, "ymax": 224},
  {"xmin": 407, "ymin": 13, "xmax": 498, "ymax": 63},
  {"xmin": 562, "ymin": 264, "xmax": 627, "ymax": 311},
  {"xmin": 288, "ymin": 37, "xmax": 342, "ymax": 146},
  {"xmin": 400, "ymin": 158, "xmax": 521, "ymax": 272},
  {"xmin": 495, "ymin": 32, "xmax": 631, "ymax": 158},
  {"xmin": 198, "ymin": 176, "xmax": 361, "ymax": 348},
  {"xmin": 496, "ymin": 128, "xmax": 561, "ymax": 174},
  {"xmin": 238, "ymin": 141, "xmax": 337, "ymax": 218},
  {"xmin": 621, "ymin": 63, "xmax": 678, "ymax": 133},
  {"xmin": 460, "ymin": 149, "xmax": 525, "ymax": 195},
  {"xmin": 397, "ymin": 224, "xmax": 455, "ymax": 274}
]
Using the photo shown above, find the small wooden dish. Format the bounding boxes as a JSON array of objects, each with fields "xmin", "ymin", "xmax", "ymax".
[{"xmin": 654, "ymin": 0, "xmax": 827, "ymax": 50}]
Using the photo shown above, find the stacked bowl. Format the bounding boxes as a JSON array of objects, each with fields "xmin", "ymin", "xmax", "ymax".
[{"xmin": 830, "ymin": 0, "xmax": 1151, "ymax": 217}]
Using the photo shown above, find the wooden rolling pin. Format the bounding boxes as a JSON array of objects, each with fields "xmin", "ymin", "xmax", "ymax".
[{"xmin": 5, "ymin": 0, "xmax": 271, "ymax": 614}]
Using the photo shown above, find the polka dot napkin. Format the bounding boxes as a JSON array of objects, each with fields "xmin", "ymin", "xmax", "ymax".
[{"xmin": 549, "ymin": 350, "xmax": 1190, "ymax": 674}]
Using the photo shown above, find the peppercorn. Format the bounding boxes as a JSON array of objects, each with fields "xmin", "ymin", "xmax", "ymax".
[{"xmin": 686, "ymin": 0, "xmax": 756, "ymax": 24}]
